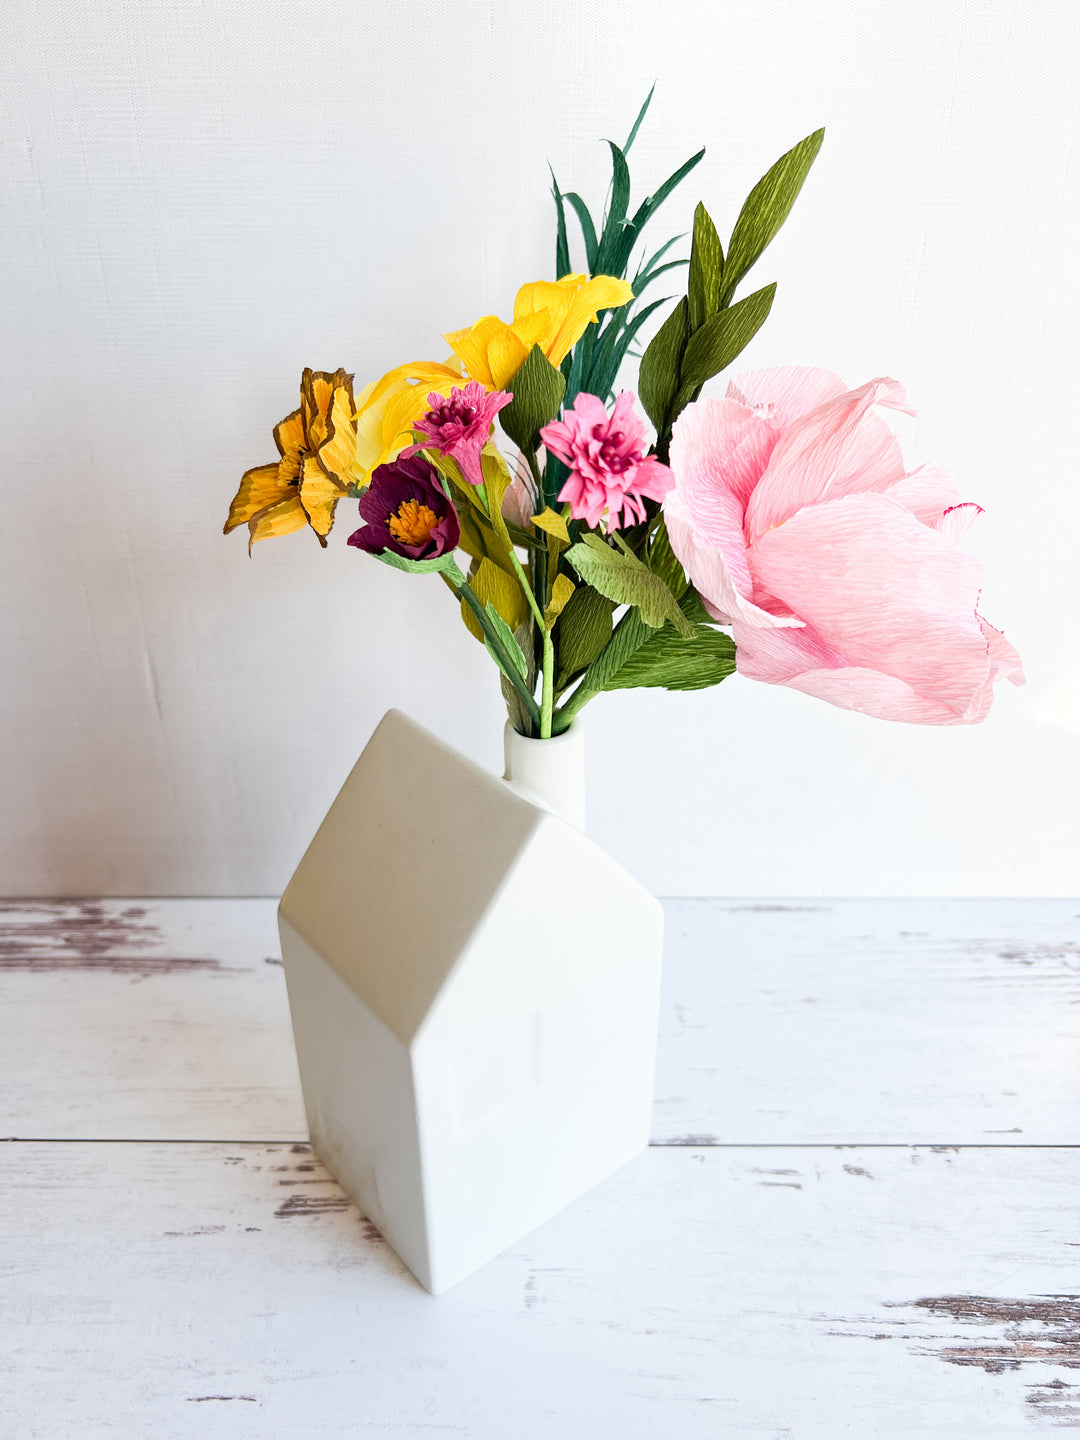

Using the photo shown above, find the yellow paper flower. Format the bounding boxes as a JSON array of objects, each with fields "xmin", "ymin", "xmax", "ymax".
[
  {"xmin": 225, "ymin": 368, "xmax": 356, "ymax": 549},
  {"xmin": 443, "ymin": 274, "xmax": 635, "ymax": 391},
  {"xmin": 349, "ymin": 360, "xmax": 467, "ymax": 491}
]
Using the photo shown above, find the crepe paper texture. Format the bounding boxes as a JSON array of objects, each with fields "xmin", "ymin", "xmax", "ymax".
[{"xmin": 226, "ymin": 92, "xmax": 1022, "ymax": 738}]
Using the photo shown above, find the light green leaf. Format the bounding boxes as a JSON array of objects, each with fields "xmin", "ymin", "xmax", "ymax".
[
  {"xmin": 687, "ymin": 203, "xmax": 724, "ymax": 333},
  {"xmin": 554, "ymin": 583, "xmax": 615, "ymax": 683},
  {"xmin": 565, "ymin": 534, "xmax": 694, "ymax": 637},
  {"xmin": 499, "ymin": 345, "xmax": 567, "ymax": 456},
  {"xmin": 484, "ymin": 602, "xmax": 529, "ymax": 681},
  {"xmin": 677, "ymin": 282, "xmax": 776, "ymax": 396},
  {"xmin": 638, "ymin": 297, "xmax": 689, "ymax": 434},
  {"xmin": 721, "ymin": 128, "xmax": 824, "ymax": 305},
  {"xmin": 600, "ymin": 622, "xmax": 736, "ymax": 691},
  {"xmin": 374, "ymin": 549, "xmax": 459, "ymax": 576}
]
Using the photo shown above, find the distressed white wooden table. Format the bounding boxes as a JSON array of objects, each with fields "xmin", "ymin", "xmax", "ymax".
[{"xmin": 2, "ymin": 898, "xmax": 1079, "ymax": 1437}]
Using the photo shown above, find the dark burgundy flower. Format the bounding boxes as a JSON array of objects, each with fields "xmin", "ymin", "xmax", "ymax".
[{"xmin": 347, "ymin": 455, "xmax": 460, "ymax": 561}]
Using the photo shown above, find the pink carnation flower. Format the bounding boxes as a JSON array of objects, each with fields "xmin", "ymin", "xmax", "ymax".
[
  {"xmin": 540, "ymin": 391, "xmax": 674, "ymax": 530},
  {"xmin": 401, "ymin": 381, "xmax": 512, "ymax": 487},
  {"xmin": 665, "ymin": 367, "xmax": 1023, "ymax": 724}
]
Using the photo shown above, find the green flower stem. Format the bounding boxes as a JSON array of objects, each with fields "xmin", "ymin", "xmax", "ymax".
[
  {"xmin": 445, "ymin": 559, "xmax": 542, "ymax": 733},
  {"xmin": 507, "ymin": 550, "xmax": 554, "ymax": 740},
  {"xmin": 541, "ymin": 631, "xmax": 555, "ymax": 738}
]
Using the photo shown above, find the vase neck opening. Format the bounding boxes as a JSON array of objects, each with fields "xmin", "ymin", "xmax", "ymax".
[{"xmin": 502, "ymin": 722, "xmax": 586, "ymax": 831}]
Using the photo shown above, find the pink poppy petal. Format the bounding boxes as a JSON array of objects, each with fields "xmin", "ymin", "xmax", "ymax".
[
  {"xmin": 747, "ymin": 493, "xmax": 1000, "ymax": 718},
  {"xmin": 665, "ymin": 494, "xmax": 801, "ymax": 629},
  {"xmin": 726, "ymin": 365, "xmax": 849, "ymax": 429},
  {"xmin": 744, "ymin": 377, "xmax": 914, "ymax": 539},
  {"xmin": 884, "ymin": 463, "xmax": 961, "ymax": 528}
]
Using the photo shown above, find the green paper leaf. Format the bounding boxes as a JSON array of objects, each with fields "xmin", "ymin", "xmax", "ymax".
[
  {"xmin": 550, "ymin": 169, "xmax": 571, "ymax": 281},
  {"xmin": 646, "ymin": 516, "xmax": 689, "ymax": 599},
  {"xmin": 499, "ymin": 345, "xmax": 567, "ymax": 456},
  {"xmin": 599, "ymin": 621, "xmax": 736, "ymax": 692},
  {"xmin": 676, "ymin": 282, "xmax": 776, "ymax": 397},
  {"xmin": 565, "ymin": 192, "xmax": 599, "ymax": 273},
  {"xmin": 638, "ymin": 297, "xmax": 689, "ymax": 434},
  {"xmin": 594, "ymin": 140, "xmax": 631, "ymax": 275},
  {"xmin": 373, "ymin": 549, "xmax": 459, "ymax": 576},
  {"xmin": 555, "ymin": 583, "xmax": 616, "ymax": 684},
  {"xmin": 721, "ymin": 128, "xmax": 824, "ymax": 305},
  {"xmin": 687, "ymin": 203, "xmax": 724, "ymax": 333},
  {"xmin": 622, "ymin": 84, "xmax": 655, "ymax": 155},
  {"xmin": 586, "ymin": 295, "xmax": 671, "ymax": 401},
  {"xmin": 565, "ymin": 534, "xmax": 694, "ymax": 637},
  {"xmin": 484, "ymin": 602, "xmax": 529, "ymax": 681},
  {"xmin": 629, "ymin": 148, "xmax": 705, "ymax": 233}
]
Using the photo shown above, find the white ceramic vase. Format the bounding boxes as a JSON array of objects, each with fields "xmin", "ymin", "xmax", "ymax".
[{"xmin": 278, "ymin": 709, "xmax": 663, "ymax": 1294}]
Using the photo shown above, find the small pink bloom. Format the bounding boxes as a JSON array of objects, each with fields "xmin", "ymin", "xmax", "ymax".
[
  {"xmin": 401, "ymin": 381, "xmax": 512, "ymax": 487},
  {"xmin": 540, "ymin": 391, "xmax": 674, "ymax": 530},
  {"xmin": 665, "ymin": 367, "xmax": 1024, "ymax": 725}
]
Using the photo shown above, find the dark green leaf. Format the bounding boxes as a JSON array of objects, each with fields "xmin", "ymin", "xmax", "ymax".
[
  {"xmin": 721, "ymin": 128, "xmax": 824, "ymax": 305},
  {"xmin": 622, "ymin": 84, "xmax": 655, "ymax": 155},
  {"xmin": 594, "ymin": 141, "xmax": 631, "ymax": 274},
  {"xmin": 587, "ymin": 295, "xmax": 671, "ymax": 401},
  {"xmin": 555, "ymin": 583, "xmax": 615, "ymax": 684},
  {"xmin": 634, "ymin": 233, "xmax": 686, "ymax": 283},
  {"xmin": 630, "ymin": 148, "xmax": 705, "ymax": 231},
  {"xmin": 678, "ymin": 282, "xmax": 776, "ymax": 394},
  {"xmin": 499, "ymin": 345, "xmax": 567, "ymax": 454},
  {"xmin": 550, "ymin": 169, "xmax": 571, "ymax": 281},
  {"xmin": 634, "ymin": 258, "xmax": 689, "ymax": 297},
  {"xmin": 565, "ymin": 192, "xmax": 599, "ymax": 273},
  {"xmin": 647, "ymin": 516, "xmax": 689, "ymax": 599},
  {"xmin": 638, "ymin": 297, "xmax": 689, "ymax": 434},
  {"xmin": 687, "ymin": 203, "xmax": 724, "ymax": 332},
  {"xmin": 565, "ymin": 534, "xmax": 694, "ymax": 636},
  {"xmin": 600, "ymin": 622, "xmax": 736, "ymax": 691}
]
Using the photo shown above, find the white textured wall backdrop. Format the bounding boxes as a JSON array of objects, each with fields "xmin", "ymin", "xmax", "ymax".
[{"xmin": 1, "ymin": 0, "xmax": 1077, "ymax": 897}]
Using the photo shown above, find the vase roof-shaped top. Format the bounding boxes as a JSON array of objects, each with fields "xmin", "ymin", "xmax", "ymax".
[{"xmin": 279, "ymin": 709, "xmax": 553, "ymax": 1044}]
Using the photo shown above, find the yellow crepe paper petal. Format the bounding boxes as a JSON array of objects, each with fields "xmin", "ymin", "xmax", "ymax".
[
  {"xmin": 543, "ymin": 573, "xmax": 576, "ymax": 628},
  {"xmin": 224, "ymin": 463, "xmax": 293, "ymax": 533},
  {"xmin": 546, "ymin": 275, "xmax": 634, "ymax": 365},
  {"xmin": 530, "ymin": 508, "xmax": 570, "ymax": 545},
  {"xmin": 246, "ymin": 494, "xmax": 308, "ymax": 551},
  {"xmin": 486, "ymin": 328, "xmax": 531, "ymax": 391},
  {"xmin": 298, "ymin": 452, "xmax": 345, "ymax": 543},
  {"xmin": 443, "ymin": 316, "xmax": 507, "ymax": 390},
  {"xmin": 459, "ymin": 556, "xmax": 531, "ymax": 642},
  {"xmin": 273, "ymin": 410, "xmax": 305, "ymax": 460}
]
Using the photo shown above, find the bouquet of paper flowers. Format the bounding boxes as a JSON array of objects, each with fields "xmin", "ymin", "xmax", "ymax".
[{"xmin": 226, "ymin": 93, "xmax": 1022, "ymax": 737}]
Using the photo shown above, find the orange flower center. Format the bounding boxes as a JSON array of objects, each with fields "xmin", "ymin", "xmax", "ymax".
[{"xmin": 388, "ymin": 498, "xmax": 439, "ymax": 547}]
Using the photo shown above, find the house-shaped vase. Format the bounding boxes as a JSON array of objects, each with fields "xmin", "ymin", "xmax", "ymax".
[{"xmin": 278, "ymin": 708, "xmax": 664, "ymax": 1294}]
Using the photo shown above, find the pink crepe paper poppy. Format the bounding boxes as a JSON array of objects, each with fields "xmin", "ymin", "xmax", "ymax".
[{"xmin": 664, "ymin": 367, "xmax": 1023, "ymax": 724}]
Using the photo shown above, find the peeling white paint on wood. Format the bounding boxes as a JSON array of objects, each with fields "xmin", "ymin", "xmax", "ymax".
[
  {"xmin": 3, "ymin": 899, "xmax": 1078, "ymax": 1144},
  {"xmin": 3, "ymin": 1141, "xmax": 1080, "ymax": 1437}
]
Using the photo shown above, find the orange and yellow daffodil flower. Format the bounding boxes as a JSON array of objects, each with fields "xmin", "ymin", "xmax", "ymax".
[
  {"xmin": 225, "ymin": 368, "xmax": 356, "ymax": 549},
  {"xmin": 443, "ymin": 273, "xmax": 634, "ymax": 391}
]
